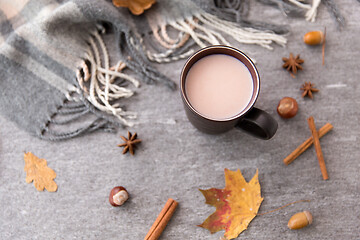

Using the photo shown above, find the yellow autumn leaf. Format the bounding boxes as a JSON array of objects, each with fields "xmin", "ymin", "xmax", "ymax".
[
  {"xmin": 198, "ymin": 169, "xmax": 263, "ymax": 239},
  {"xmin": 24, "ymin": 152, "xmax": 57, "ymax": 192},
  {"xmin": 112, "ymin": 0, "xmax": 156, "ymax": 15}
]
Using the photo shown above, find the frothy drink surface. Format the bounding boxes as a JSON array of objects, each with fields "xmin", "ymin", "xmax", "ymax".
[{"xmin": 185, "ymin": 54, "xmax": 254, "ymax": 120}]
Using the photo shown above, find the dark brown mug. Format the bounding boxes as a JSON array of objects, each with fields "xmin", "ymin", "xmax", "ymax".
[{"xmin": 180, "ymin": 45, "xmax": 278, "ymax": 140}]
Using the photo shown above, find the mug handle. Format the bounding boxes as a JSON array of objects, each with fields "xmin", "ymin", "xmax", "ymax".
[{"xmin": 235, "ymin": 107, "xmax": 278, "ymax": 140}]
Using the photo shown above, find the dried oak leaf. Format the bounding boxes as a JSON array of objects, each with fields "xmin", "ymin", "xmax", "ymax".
[
  {"xmin": 199, "ymin": 169, "xmax": 263, "ymax": 240},
  {"xmin": 24, "ymin": 152, "xmax": 57, "ymax": 192},
  {"xmin": 112, "ymin": 0, "xmax": 156, "ymax": 15}
]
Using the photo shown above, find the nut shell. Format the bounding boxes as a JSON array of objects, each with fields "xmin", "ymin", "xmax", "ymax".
[
  {"xmin": 288, "ymin": 211, "xmax": 313, "ymax": 230},
  {"xmin": 303, "ymin": 31, "xmax": 324, "ymax": 45},
  {"xmin": 277, "ymin": 97, "xmax": 298, "ymax": 119},
  {"xmin": 109, "ymin": 186, "xmax": 129, "ymax": 207}
]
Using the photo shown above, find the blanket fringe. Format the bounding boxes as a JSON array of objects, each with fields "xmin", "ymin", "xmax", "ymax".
[
  {"xmin": 305, "ymin": 0, "xmax": 321, "ymax": 22},
  {"xmin": 39, "ymin": 96, "xmax": 118, "ymax": 141},
  {"xmin": 270, "ymin": 0, "xmax": 321, "ymax": 22},
  {"xmin": 213, "ymin": 0, "xmax": 289, "ymax": 34},
  {"xmin": 256, "ymin": 0, "xmax": 306, "ymax": 16},
  {"xmin": 144, "ymin": 12, "xmax": 288, "ymax": 63},
  {"xmin": 77, "ymin": 29, "xmax": 139, "ymax": 127},
  {"xmin": 43, "ymin": 117, "xmax": 115, "ymax": 141}
]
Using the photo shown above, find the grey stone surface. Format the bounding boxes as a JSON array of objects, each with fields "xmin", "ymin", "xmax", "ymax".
[{"xmin": 1, "ymin": 1, "xmax": 359, "ymax": 239}]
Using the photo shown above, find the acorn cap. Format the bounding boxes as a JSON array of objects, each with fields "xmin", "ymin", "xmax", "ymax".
[
  {"xmin": 304, "ymin": 211, "xmax": 313, "ymax": 225},
  {"xmin": 288, "ymin": 211, "xmax": 313, "ymax": 230}
]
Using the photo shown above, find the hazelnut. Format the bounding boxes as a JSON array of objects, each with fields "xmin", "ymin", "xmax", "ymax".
[
  {"xmin": 288, "ymin": 211, "xmax": 313, "ymax": 230},
  {"xmin": 277, "ymin": 97, "xmax": 298, "ymax": 119},
  {"xmin": 109, "ymin": 186, "xmax": 129, "ymax": 207}
]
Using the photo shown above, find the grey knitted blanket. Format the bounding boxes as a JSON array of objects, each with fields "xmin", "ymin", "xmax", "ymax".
[{"xmin": 0, "ymin": 0, "xmax": 337, "ymax": 140}]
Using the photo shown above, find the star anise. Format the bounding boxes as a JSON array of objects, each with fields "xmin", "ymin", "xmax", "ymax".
[
  {"xmin": 301, "ymin": 82, "xmax": 319, "ymax": 99},
  {"xmin": 282, "ymin": 53, "xmax": 304, "ymax": 77},
  {"xmin": 118, "ymin": 131, "xmax": 142, "ymax": 155}
]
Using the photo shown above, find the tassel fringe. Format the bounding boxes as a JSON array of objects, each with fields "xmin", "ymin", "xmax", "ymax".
[
  {"xmin": 78, "ymin": 30, "xmax": 140, "ymax": 127},
  {"xmin": 40, "ymin": 98, "xmax": 117, "ymax": 141},
  {"xmin": 305, "ymin": 0, "xmax": 321, "ymax": 22},
  {"xmin": 144, "ymin": 11, "xmax": 288, "ymax": 63}
]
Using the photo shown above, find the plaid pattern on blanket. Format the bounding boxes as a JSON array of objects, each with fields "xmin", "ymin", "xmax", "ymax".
[{"xmin": 0, "ymin": 0, "xmax": 302, "ymax": 140}]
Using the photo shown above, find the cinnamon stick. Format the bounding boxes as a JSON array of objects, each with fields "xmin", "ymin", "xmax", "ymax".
[
  {"xmin": 307, "ymin": 117, "xmax": 329, "ymax": 180},
  {"xmin": 144, "ymin": 198, "xmax": 178, "ymax": 240},
  {"xmin": 283, "ymin": 123, "xmax": 333, "ymax": 165},
  {"xmin": 322, "ymin": 27, "xmax": 326, "ymax": 66}
]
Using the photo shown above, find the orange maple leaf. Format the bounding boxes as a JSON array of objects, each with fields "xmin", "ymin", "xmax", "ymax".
[
  {"xmin": 24, "ymin": 152, "xmax": 57, "ymax": 192},
  {"xmin": 112, "ymin": 0, "xmax": 156, "ymax": 15},
  {"xmin": 198, "ymin": 169, "xmax": 263, "ymax": 239}
]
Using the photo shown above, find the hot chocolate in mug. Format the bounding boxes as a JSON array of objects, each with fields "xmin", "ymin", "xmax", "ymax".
[{"xmin": 180, "ymin": 45, "xmax": 277, "ymax": 140}]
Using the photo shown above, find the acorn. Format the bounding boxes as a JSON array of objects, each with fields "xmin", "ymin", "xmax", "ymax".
[
  {"xmin": 303, "ymin": 31, "xmax": 325, "ymax": 45},
  {"xmin": 304, "ymin": 29, "xmax": 326, "ymax": 65},
  {"xmin": 288, "ymin": 211, "xmax": 313, "ymax": 230}
]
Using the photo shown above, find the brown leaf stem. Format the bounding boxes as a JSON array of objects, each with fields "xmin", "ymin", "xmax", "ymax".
[
  {"xmin": 257, "ymin": 200, "xmax": 311, "ymax": 216},
  {"xmin": 322, "ymin": 27, "xmax": 326, "ymax": 66}
]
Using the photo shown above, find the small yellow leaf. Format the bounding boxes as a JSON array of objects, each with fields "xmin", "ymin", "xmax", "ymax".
[
  {"xmin": 112, "ymin": 0, "xmax": 156, "ymax": 15},
  {"xmin": 24, "ymin": 152, "xmax": 57, "ymax": 192},
  {"xmin": 199, "ymin": 169, "xmax": 263, "ymax": 239}
]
